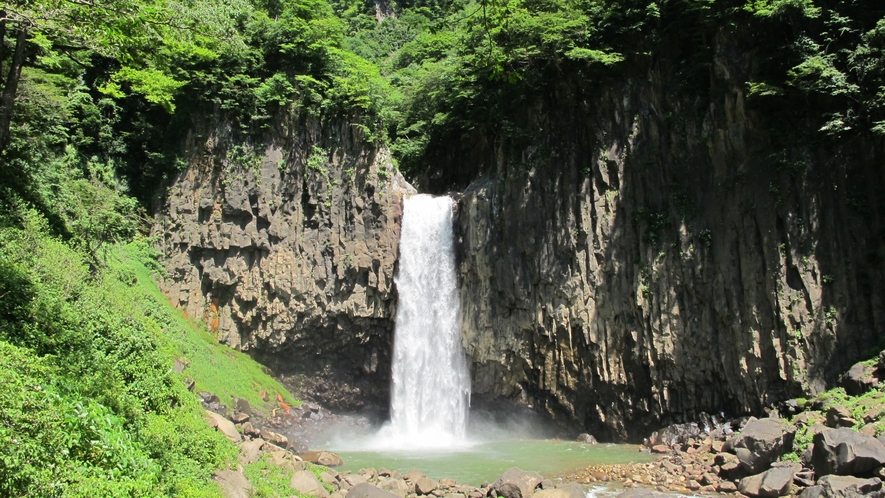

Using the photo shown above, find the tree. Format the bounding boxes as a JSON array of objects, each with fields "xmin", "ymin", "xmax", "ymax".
[{"xmin": 0, "ymin": 0, "xmax": 249, "ymax": 155}]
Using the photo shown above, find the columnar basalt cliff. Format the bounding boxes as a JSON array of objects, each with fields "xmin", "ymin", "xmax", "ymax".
[
  {"xmin": 154, "ymin": 30, "xmax": 885, "ymax": 441},
  {"xmin": 152, "ymin": 116, "xmax": 414, "ymax": 411},
  {"xmin": 445, "ymin": 32, "xmax": 885, "ymax": 440}
]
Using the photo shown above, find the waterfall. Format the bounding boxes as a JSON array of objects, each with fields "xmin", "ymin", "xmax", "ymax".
[{"xmin": 386, "ymin": 194, "xmax": 471, "ymax": 448}]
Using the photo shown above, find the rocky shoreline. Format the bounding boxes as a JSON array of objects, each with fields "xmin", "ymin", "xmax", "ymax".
[{"xmin": 200, "ymin": 355, "xmax": 885, "ymax": 498}]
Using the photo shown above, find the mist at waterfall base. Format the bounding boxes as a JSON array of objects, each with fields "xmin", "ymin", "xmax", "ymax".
[{"xmin": 318, "ymin": 194, "xmax": 651, "ymax": 484}]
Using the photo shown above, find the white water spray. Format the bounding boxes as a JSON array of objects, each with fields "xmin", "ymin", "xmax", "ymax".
[{"xmin": 382, "ymin": 194, "xmax": 472, "ymax": 449}]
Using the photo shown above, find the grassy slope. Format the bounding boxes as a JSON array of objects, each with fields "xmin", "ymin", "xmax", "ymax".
[
  {"xmin": 0, "ymin": 212, "xmax": 300, "ymax": 496},
  {"xmin": 114, "ymin": 243, "xmax": 299, "ymax": 413}
]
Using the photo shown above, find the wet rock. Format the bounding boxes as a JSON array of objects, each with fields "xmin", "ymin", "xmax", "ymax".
[
  {"xmin": 205, "ymin": 410, "xmax": 241, "ymax": 443},
  {"xmin": 347, "ymin": 483, "xmax": 402, "ymax": 498},
  {"xmin": 302, "ymin": 450, "xmax": 345, "ymax": 467},
  {"xmin": 292, "ymin": 470, "xmax": 331, "ymax": 498},
  {"xmin": 812, "ymin": 428, "xmax": 885, "ymax": 476},
  {"xmin": 577, "ymin": 433, "xmax": 598, "ymax": 444},
  {"xmin": 490, "ymin": 468, "xmax": 543, "ymax": 498},
  {"xmin": 732, "ymin": 417, "xmax": 796, "ymax": 473}
]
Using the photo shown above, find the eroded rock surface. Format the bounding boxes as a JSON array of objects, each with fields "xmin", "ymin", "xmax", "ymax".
[{"xmin": 153, "ymin": 119, "xmax": 415, "ymax": 405}]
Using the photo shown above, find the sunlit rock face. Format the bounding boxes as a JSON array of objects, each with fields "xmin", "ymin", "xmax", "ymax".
[{"xmin": 152, "ymin": 116, "xmax": 415, "ymax": 413}]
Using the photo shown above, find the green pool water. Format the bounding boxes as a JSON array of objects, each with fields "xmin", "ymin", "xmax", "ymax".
[{"xmin": 332, "ymin": 439, "xmax": 655, "ymax": 486}]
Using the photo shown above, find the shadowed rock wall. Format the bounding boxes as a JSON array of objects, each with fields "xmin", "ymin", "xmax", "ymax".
[
  {"xmin": 152, "ymin": 115, "xmax": 414, "ymax": 412},
  {"xmin": 447, "ymin": 30, "xmax": 885, "ymax": 441}
]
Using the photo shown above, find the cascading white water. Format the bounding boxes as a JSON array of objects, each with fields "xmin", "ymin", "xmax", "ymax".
[{"xmin": 384, "ymin": 194, "xmax": 471, "ymax": 449}]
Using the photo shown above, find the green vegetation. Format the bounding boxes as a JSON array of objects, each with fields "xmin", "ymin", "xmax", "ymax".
[
  {"xmin": 2, "ymin": 0, "xmax": 885, "ymax": 492},
  {"xmin": 0, "ymin": 202, "xmax": 297, "ymax": 495},
  {"xmin": 785, "ymin": 384, "xmax": 885, "ymax": 460}
]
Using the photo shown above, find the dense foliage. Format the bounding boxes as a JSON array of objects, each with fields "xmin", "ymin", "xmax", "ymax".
[{"xmin": 1, "ymin": 0, "xmax": 883, "ymax": 491}]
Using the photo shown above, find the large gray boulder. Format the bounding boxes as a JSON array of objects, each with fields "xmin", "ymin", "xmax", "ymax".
[
  {"xmin": 732, "ymin": 417, "xmax": 796, "ymax": 473},
  {"xmin": 812, "ymin": 428, "xmax": 885, "ymax": 476},
  {"xmin": 490, "ymin": 468, "xmax": 544, "ymax": 498},
  {"xmin": 346, "ymin": 483, "xmax": 401, "ymax": 498},
  {"xmin": 799, "ymin": 475, "xmax": 884, "ymax": 498}
]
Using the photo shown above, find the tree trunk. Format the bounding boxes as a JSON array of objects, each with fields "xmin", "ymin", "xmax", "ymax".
[
  {"xmin": 0, "ymin": 15, "xmax": 7, "ymax": 78},
  {"xmin": 0, "ymin": 27, "xmax": 26, "ymax": 154}
]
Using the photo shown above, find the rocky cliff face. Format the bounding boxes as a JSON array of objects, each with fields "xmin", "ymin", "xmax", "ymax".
[
  {"xmin": 154, "ymin": 31, "xmax": 885, "ymax": 441},
  {"xmin": 448, "ymin": 31, "xmax": 885, "ymax": 440},
  {"xmin": 152, "ymin": 116, "xmax": 414, "ymax": 412}
]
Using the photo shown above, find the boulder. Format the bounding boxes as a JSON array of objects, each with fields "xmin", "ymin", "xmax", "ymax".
[
  {"xmin": 416, "ymin": 478, "xmax": 439, "ymax": 495},
  {"xmin": 576, "ymin": 433, "xmax": 598, "ymax": 444},
  {"xmin": 812, "ymin": 428, "xmax": 885, "ymax": 476},
  {"xmin": 240, "ymin": 421, "xmax": 260, "ymax": 437},
  {"xmin": 230, "ymin": 412, "xmax": 250, "ymax": 424},
  {"xmin": 800, "ymin": 475, "xmax": 884, "ymax": 498},
  {"xmin": 531, "ymin": 483, "xmax": 585, "ymax": 498},
  {"xmin": 347, "ymin": 483, "xmax": 402, "ymax": 498},
  {"xmin": 302, "ymin": 450, "xmax": 345, "ymax": 467},
  {"xmin": 237, "ymin": 437, "xmax": 265, "ymax": 465},
  {"xmin": 260, "ymin": 430, "xmax": 288, "ymax": 447},
  {"xmin": 265, "ymin": 449, "xmax": 308, "ymax": 473},
  {"xmin": 214, "ymin": 468, "xmax": 253, "ymax": 498},
  {"xmin": 840, "ymin": 363, "xmax": 881, "ymax": 396},
  {"xmin": 717, "ymin": 481, "xmax": 738, "ymax": 493},
  {"xmin": 345, "ymin": 475, "xmax": 368, "ymax": 487},
  {"xmin": 405, "ymin": 470, "xmax": 427, "ymax": 482},
  {"xmin": 490, "ymin": 468, "xmax": 544, "ymax": 498},
  {"xmin": 199, "ymin": 391, "xmax": 220, "ymax": 404},
  {"xmin": 234, "ymin": 397, "xmax": 252, "ymax": 414},
  {"xmin": 292, "ymin": 470, "xmax": 331, "ymax": 498},
  {"xmin": 738, "ymin": 466, "xmax": 795, "ymax": 497},
  {"xmin": 826, "ymin": 406, "xmax": 858, "ymax": 429},
  {"xmin": 381, "ymin": 478, "xmax": 410, "ymax": 498},
  {"xmin": 173, "ymin": 357, "xmax": 189, "ymax": 373},
  {"xmin": 205, "ymin": 410, "xmax": 242, "ymax": 443},
  {"xmin": 732, "ymin": 417, "xmax": 796, "ymax": 473}
]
